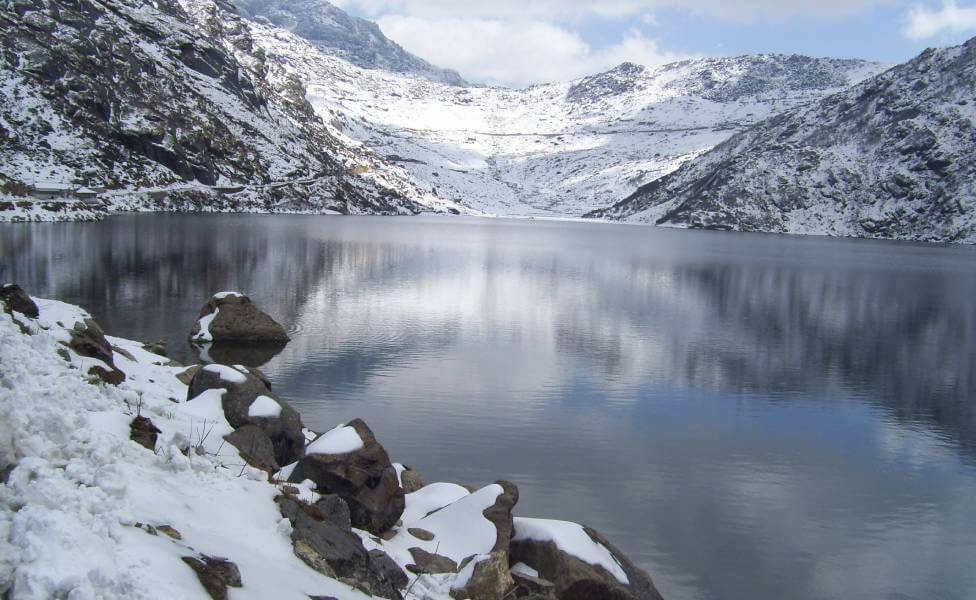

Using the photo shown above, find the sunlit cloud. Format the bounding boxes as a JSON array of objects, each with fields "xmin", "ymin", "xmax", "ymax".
[{"xmin": 903, "ymin": 0, "xmax": 976, "ymax": 39}]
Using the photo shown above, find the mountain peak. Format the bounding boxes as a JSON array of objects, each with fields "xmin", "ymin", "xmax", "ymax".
[{"xmin": 233, "ymin": 0, "xmax": 467, "ymax": 85}]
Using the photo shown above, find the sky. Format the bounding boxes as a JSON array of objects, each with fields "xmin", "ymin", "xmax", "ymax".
[{"xmin": 329, "ymin": 0, "xmax": 976, "ymax": 86}]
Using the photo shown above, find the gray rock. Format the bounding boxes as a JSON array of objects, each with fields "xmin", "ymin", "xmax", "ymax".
[
  {"xmin": 187, "ymin": 364, "xmax": 304, "ymax": 466},
  {"xmin": 400, "ymin": 466, "xmax": 424, "ymax": 494},
  {"xmin": 224, "ymin": 424, "xmax": 278, "ymax": 471},
  {"xmin": 69, "ymin": 318, "xmax": 114, "ymax": 366},
  {"xmin": 509, "ymin": 525, "xmax": 664, "ymax": 600},
  {"xmin": 407, "ymin": 527, "xmax": 435, "ymax": 541},
  {"xmin": 189, "ymin": 293, "xmax": 289, "ymax": 343},
  {"xmin": 288, "ymin": 419, "xmax": 404, "ymax": 535},
  {"xmin": 368, "ymin": 549, "xmax": 408, "ymax": 591},
  {"xmin": 0, "ymin": 284, "xmax": 38, "ymax": 318},
  {"xmin": 512, "ymin": 571, "xmax": 556, "ymax": 597}
]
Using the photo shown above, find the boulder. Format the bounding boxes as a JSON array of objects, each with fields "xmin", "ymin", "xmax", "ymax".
[
  {"xmin": 88, "ymin": 365, "xmax": 125, "ymax": 386},
  {"xmin": 189, "ymin": 292, "xmax": 289, "ymax": 343},
  {"xmin": 288, "ymin": 419, "xmax": 404, "ymax": 535},
  {"xmin": 194, "ymin": 341, "xmax": 286, "ymax": 368},
  {"xmin": 277, "ymin": 496, "xmax": 403, "ymax": 599},
  {"xmin": 368, "ymin": 549, "xmax": 409, "ymax": 592},
  {"xmin": 181, "ymin": 555, "xmax": 242, "ymax": 600},
  {"xmin": 451, "ymin": 551, "xmax": 514, "ymax": 600},
  {"xmin": 483, "ymin": 480, "xmax": 518, "ymax": 552},
  {"xmin": 0, "ymin": 284, "xmax": 38, "ymax": 318},
  {"xmin": 224, "ymin": 425, "xmax": 278, "ymax": 471},
  {"xmin": 187, "ymin": 364, "xmax": 304, "ymax": 466},
  {"xmin": 509, "ymin": 521, "xmax": 664, "ymax": 600}
]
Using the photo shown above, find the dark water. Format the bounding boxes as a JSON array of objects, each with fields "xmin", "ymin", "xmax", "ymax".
[{"xmin": 3, "ymin": 213, "xmax": 976, "ymax": 600}]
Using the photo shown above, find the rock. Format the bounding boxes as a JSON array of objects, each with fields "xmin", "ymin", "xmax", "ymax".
[
  {"xmin": 157, "ymin": 525, "xmax": 182, "ymax": 540},
  {"xmin": 111, "ymin": 345, "xmax": 136, "ymax": 362},
  {"xmin": 176, "ymin": 365, "xmax": 201, "ymax": 385},
  {"xmin": 368, "ymin": 549, "xmax": 408, "ymax": 591},
  {"xmin": 0, "ymin": 284, "xmax": 39, "ymax": 318},
  {"xmin": 483, "ymin": 480, "xmax": 518, "ymax": 552},
  {"xmin": 406, "ymin": 547, "xmax": 457, "ymax": 575},
  {"xmin": 181, "ymin": 555, "xmax": 242, "ymax": 600},
  {"xmin": 451, "ymin": 551, "xmax": 514, "ymax": 600},
  {"xmin": 279, "ymin": 497, "xmax": 402, "ymax": 599},
  {"xmin": 408, "ymin": 527, "xmax": 435, "ymax": 541},
  {"xmin": 189, "ymin": 292, "xmax": 289, "ymax": 343},
  {"xmin": 188, "ymin": 364, "xmax": 304, "ymax": 466},
  {"xmin": 315, "ymin": 495, "xmax": 352, "ymax": 530},
  {"xmin": 88, "ymin": 365, "xmax": 126, "ymax": 386},
  {"xmin": 288, "ymin": 419, "xmax": 404, "ymax": 535},
  {"xmin": 195, "ymin": 341, "xmax": 287, "ymax": 368},
  {"xmin": 69, "ymin": 318, "xmax": 114, "ymax": 365},
  {"xmin": 129, "ymin": 416, "xmax": 161, "ymax": 451},
  {"xmin": 142, "ymin": 340, "xmax": 168, "ymax": 357},
  {"xmin": 400, "ymin": 465, "xmax": 424, "ymax": 494},
  {"xmin": 512, "ymin": 571, "xmax": 556, "ymax": 597},
  {"xmin": 509, "ymin": 523, "xmax": 664, "ymax": 600},
  {"xmin": 224, "ymin": 424, "xmax": 278, "ymax": 471}
]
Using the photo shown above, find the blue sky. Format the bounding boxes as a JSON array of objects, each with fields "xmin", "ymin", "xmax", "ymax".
[{"xmin": 330, "ymin": 0, "xmax": 976, "ymax": 86}]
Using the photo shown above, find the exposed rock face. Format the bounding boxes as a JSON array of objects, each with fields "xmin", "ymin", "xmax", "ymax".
[
  {"xmin": 0, "ymin": 284, "xmax": 39, "ymax": 318},
  {"xmin": 181, "ymin": 555, "xmax": 242, "ymax": 600},
  {"xmin": 406, "ymin": 547, "xmax": 457, "ymax": 575},
  {"xmin": 589, "ymin": 37, "xmax": 976, "ymax": 244},
  {"xmin": 483, "ymin": 480, "xmax": 518, "ymax": 553},
  {"xmin": 509, "ymin": 524, "xmax": 664, "ymax": 600},
  {"xmin": 69, "ymin": 319, "xmax": 115, "ymax": 365},
  {"xmin": 277, "ymin": 495, "xmax": 404, "ymax": 599},
  {"xmin": 288, "ymin": 418, "xmax": 405, "ymax": 535},
  {"xmin": 399, "ymin": 465, "xmax": 424, "ymax": 494},
  {"xmin": 189, "ymin": 293, "xmax": 289, "ymax": 343},
  {"xmin": 187, "ymin": 363, "xmax": 304, "ymax": 466}
]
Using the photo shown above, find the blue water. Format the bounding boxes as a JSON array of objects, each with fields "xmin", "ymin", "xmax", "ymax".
[{"xmin": 3, "ymin": 214, "xmax": 976, "ymax": 600}]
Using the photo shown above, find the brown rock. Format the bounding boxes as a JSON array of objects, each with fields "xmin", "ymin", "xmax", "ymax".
[
  {"xmin": 224, "ymin": 425, "xmax": 278, "ymax": 471},
  {"xmin": 181, "ymin": 555, "xmax": 242, "ymax": 600},
  {"xmin": 176, "ymin": 365, "xmax": 201, "ymax": 385},
  {"xmin": 288, "ymin": 419, "xmax": 404, "ymax": 535},
  {"xmin": 450, "ymin": 551, "xmax": 514, "ymax": 600},
  {"xmin": 400, "ymin": 466, "xmax": 424, "ymax": 494},
  {"xmin": 70, "ymin": 319, "xmax": 114, "ymax": 366},
  {"xmin": 88, "ymin": 365, "xmax": 125, "ymax": 386},
  {"xmin": 483, "ymin": 480, "xmax": 518, "ymax": 553},
  {"xmin": 0, "ymin": 284, "xmax": 39, "ymax": 318},
  {"xmin": 129, "ymin": 416, "xmax": 161, "ymax": 451},
  {"xmin": 408, "ymin": 527, "xmax": 435, "ymax": 541},
  {"xmin": 406, "ymin": 547, "xmax": 457, "ymax": 575}
]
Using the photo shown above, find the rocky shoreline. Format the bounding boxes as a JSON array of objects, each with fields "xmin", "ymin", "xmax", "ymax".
[{"xmin": 0, "ymin": 286, "xmax": 664, "ymax": 600}]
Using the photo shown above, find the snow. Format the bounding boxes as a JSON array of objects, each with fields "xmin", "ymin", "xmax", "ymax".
[
  {"xmin": 305, "ymin": 425, "xmax": 364, "ymax": 455},
  {"xmin": 201, "ymin": 363, "xmax": 247, "ymax": 385},
  {"xmin": 213, "ymin": 292, "xmax": 242, "ymax": 300},
  {"xmin": 0, "ymin": 301, "xmax": 373, "ymax": 599},
  {"xmin": 513, "ymin": 517, "xmax": 629, "ymax": 584},
  {"xmin": 248, "ymin": 395, "xmax": 282, "ymax": 419},
  {"xmin": 191, "ymin": 309, "xmax": 218, "ymax": 343},
  {"xmin": 511, "ymin": 562, "xmax": 539, "ymax": 578}
]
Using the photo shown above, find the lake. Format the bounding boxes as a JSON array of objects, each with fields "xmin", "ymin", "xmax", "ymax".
[{"xmin": 3, "ymin": 213, "xmax": 976, "ymax": 600}]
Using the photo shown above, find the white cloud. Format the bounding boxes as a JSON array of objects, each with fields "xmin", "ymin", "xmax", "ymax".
[
  {"xmin": 376, "ymin": 15, "xmax": 691, "ymax": 86},
  {"xmin": 903, "ymin": 1, "xmax": 976, "ymax": 39},
  {"xmin": 341, "ymin": 0, "xmax": 888, "ymax": 22}
]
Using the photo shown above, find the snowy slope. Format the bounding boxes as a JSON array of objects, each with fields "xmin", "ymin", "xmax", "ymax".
[
  {"xmin": 243, "ymin": 17, "xmax": 885, "ymax": 217},
  {"xmin": 0, "ymin": 0, "xmax": 461, "ymax": 216},
  {"xmin": 588, "ymin": 38, "xmax": 976, "ymax": 244}
]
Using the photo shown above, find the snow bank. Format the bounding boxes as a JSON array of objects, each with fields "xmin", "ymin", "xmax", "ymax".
[{"xmin": 191, "ymin": 309, "xmax": 218, "ymax": 343}]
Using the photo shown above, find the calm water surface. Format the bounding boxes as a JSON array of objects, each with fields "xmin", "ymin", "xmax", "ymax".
[{"xmin": 3, "ymin": 214, "xmax": 976, "ymax": 600}]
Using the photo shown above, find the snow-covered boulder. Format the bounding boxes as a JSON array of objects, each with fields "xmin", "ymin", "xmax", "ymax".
[
  {"xmin": 187, "ymin": 363, "xmax": 305, "ymax": 466},
  {"xmin": 0, "ymin": 284, "xmax": 38, "ymax": 319},
  {"xmin": 189, "ymin": 292, "xmax": 290, "ymax": 344},
  {"xmin": 289, "ymin": 419, "xmax": 405, "ymax": 535},
  {"xmin": 509, "ymin": 518, "xmax": 664, "ymax": 600}
]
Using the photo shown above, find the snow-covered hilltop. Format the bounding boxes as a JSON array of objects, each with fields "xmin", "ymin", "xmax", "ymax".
[
  {"xmin": 232, "ymin": 0, "xmax": 466, "ymax": 86},
  {"xmin": 588, "ymin": 38, "xmax": 976, "ymax": 244}
]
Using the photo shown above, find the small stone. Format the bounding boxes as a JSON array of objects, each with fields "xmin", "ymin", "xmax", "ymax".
[
  {"xmin": 157, "ymin": 525, "xmax": 183, "ymax": 540},
  {"xmin": 407, "ymin": 547, "xmax": 457, "ymax": 574},
  {"xmin": 0, "ymin": 284, "xmax": 39, "ymax": 318},
  {"xmin": 89, "ymin": 365, "xmax": 125, "ymax": 386},
  {"xmin": 130, "ymin": 416, "xmax": 161, "ymax": 451},
  {"xmin": 182, "ymin": 555, "xmax": 242, "ymax": 600},
  {"xmin": 408, "ymin": 527, "xmax": 435, "ymax": 541}
]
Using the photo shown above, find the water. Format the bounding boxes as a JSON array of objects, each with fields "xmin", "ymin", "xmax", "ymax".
[{"xmin": 3, "ymin": 213, "xmax": 976, "ymax": 600}]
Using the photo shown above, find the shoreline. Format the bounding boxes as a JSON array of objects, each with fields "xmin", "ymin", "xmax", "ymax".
[{"xmin": 0, "ymin": 290, "xmax": 663, "ymax": 600}]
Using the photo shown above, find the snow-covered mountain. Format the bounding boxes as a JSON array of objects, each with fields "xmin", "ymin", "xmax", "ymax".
[
  {"xmin": 232, "ymin": 0, "xmax": 466, "ymax": 86},
  {"xmin": 0, "ymin": 0, "xmax": 459, "ymax": 215},
  {"xmin": 257, "ymin": 31, "xmax": 885, "ymax": 216},
  {"xmin": 588, "ymin": 39, "xmax": 976, "ymax": 244}
]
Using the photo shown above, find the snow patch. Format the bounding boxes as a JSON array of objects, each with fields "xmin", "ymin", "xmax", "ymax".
[
  {"xmin": 248, "ymin": 395, "xmax": 282, "ymax": 419},
  {"xmin": 306, "ymin": 425, "xmax": 364, "ymax": 455},
  {"xmin": 202, "ymin": 363, "xmax": 247, "ymax": 384},
  {"xmin": 513, "ymin": 517, "xmax": 629, "ymax": 584}
]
